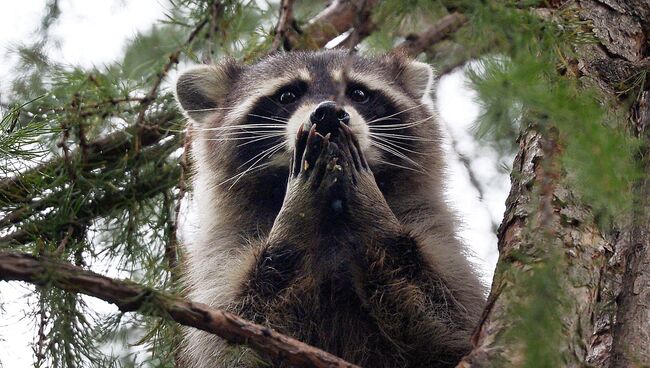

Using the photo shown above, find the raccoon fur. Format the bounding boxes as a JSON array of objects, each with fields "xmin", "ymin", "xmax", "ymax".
[{"xmin": 174, "ymin": 50, "xmax": 486, "ymax": 368}]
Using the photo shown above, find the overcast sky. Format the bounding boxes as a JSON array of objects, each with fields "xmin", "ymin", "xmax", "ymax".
[{"xmin": 0, "ymin": 1, "xmax": 510, "ymax": 366}]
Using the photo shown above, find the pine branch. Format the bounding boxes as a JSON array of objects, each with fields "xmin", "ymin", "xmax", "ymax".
[
  {"xmin": 0, "ymin": 251, "xmax": 360, "ymax": 368},
  {"xmin": 0, "ymin": 141, "xmax": 181, "ymax": 246},
  {"xmin": 0, "ymin": 109, "xmax": 180, "ymax": 204},
  {"xmin": 0, "ymin": 135, "xmax": 180, "ymax": 238},
  {"xmin": 393, "ymin": 12, "xmax": 467, "ymax": 57},
  {"xmin": 0, "ymin": 9, "xmax": 206, "ymax": 206}
]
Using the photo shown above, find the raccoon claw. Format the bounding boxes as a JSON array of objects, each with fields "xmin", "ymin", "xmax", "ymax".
[
  {"xmin": 292, "ymin": 123, "xmax": 322, "ymax": 178},
  {"xmin": 338, "ymin": 122, "xmax": 369, "ymax": 172},
  {"xmin": 291, "ymin": 124, "xmax": 307, "ymax": 177}
]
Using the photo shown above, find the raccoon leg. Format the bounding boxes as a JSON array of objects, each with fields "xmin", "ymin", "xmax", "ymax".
[
  {"xmin": 333, "ymin": 125, "xmax": 477, "ymax": 366},
  {"xmin": 238, "ymin": 124, "xmax": 349, "ymax": 309}
]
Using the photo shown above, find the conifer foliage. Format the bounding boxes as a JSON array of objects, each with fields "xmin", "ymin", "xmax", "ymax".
[{"xmin": 1, "ymin": 0, "xmax": 648, "ymax": 367}]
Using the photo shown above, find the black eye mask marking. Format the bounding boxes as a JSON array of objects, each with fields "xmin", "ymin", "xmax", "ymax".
[
  {"xmin": 272, "ymin": 80, "xmax": 308, "ymax": 106},
  {"xmin": 346, "ymin": 84, "xmax": 399, "ymax": 127},
  {"xmin": 233, "ymin": 80, "xmax": 308, "ymax": 164}
]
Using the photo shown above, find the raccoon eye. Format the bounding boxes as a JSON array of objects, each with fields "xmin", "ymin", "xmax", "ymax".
[
  {"xmin": 349, "ymin": 88, "xmax": 370, "ymax": 104},
  {"xmin": 278, "ymin": 90, "xmax": 297, "ymax": 104}
]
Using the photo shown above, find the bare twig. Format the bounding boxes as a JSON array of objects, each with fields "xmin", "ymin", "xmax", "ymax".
[
  {"xmin": 57, "ymin": 117, "xmax": 76, "ymax": 183},
  {"xmin": 166, "ymin": 130, "xmax": 191, "ymax": 276},
  {"xmin": 271, "ymin": 0, "xmax": 296, "ymax": 51},
  {"xmin": 333, "ymin": 0, "xmax": 376, "ymax": 50},
  {"xmin": 33, "ymin": 291, "xmax": 49, "ymax": 368},
  {"xmin": 393, "ymin": 12, "xmax": 467, "ymax": 57},
  {"xmin": 0, "ymin": 251, "xmax": 360, "ymax": 368},
  {"xmin": 334, "ymin": 0, "xmax": 369, "ymax": 105}
]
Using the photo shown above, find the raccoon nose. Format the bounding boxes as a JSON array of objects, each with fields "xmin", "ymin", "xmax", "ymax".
[{"xmin": 310, "ymin": 101, "xmax": 350, "ymax": 136}]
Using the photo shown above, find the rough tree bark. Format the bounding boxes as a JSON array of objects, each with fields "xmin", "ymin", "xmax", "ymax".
[{"xmin": 460, "ymin": 1, "xmax": 649, "ymax": 367}]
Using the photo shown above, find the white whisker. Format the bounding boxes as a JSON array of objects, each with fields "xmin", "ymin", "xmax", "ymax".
[
  {"xmin": 367, "ymin": 104, "xmax": 425, "ymax": 124},
  {"xmin": 236, "ymin": 134, "xmax": 285, "ymax": 147},
  {"xmin": 370, "ymin": 132, "xmax": 434, "ymax": 143},
  {"xmin": 225, "ymin": 143, "xmax": 285, "ymax": 189},
  {"xmin": 374, "ymin": 159, "xmax": 426, "ymax": 174},
  {"xmin": 183, "ymin": 106, "xmax": 236, "ymax": 112},
  {"xmin": 214, "ymin": 129, "xmax": 285, "ymax": 136},
  {"xmin": 236, "ymin": 141, "xmax": 285, "ymax": 171},
  {"xmin": 368, "ymin": 115, "xmax": 434, "ymax": 130},
  {"xmin": 247, "ymin": 113, "xmax": 289, "ymax": 124},
  {"xmin": 219, "ymin": 162, "xmax": 273, "ymax": 187},
  {"xmin": 371, "ymin": 139, "xmax": 426, "ymax": 172},
  {"xmin": 202, "ymin": 133, "xmax": 284, "ymax": 142},
  {"xmin": 196, "ymin": 124, "xmax": 285, "ymax": 131},
  {"xmin": 370, "ymin": 134, "xmax": 426, "ymax": 156}
]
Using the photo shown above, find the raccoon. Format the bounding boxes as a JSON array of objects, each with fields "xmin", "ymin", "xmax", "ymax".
[{"xmin": 174, "ymin": 50, "xmax": 486, "ymax": 368}]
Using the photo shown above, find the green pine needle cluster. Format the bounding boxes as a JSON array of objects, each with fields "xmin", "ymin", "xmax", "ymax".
[{"xmin": 460, "ymin": 1, "xmax": 640, "ymax": 219}]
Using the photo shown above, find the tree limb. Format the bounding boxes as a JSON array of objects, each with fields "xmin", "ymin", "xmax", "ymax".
[
  {"xmin": 288, "ymin": 0, "xmax": 378, "ymax": 50},
  {"xmin": 0, "ymin": 251, "xmax": 360, "ymax": 368},
  {"xmin": 393, "ymin": 12, "xmax": 467, "ymax": 57},
  {"xmin": 611, "ymin": 87, "xmax": 650, "ymax": 366}
]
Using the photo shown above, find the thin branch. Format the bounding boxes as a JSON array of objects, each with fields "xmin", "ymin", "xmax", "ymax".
[
  {"xmin": 57, "ymin": 115, "xmax": 76, "ymax": 183},
  {"xmin": 444, "ymin": 126, "xmax": 500, "ymax": 234},
  {"xmin": 393, "ymin": 12, "xmax": 467, "ymax": 57},
  {"xmin": 333, "ymin": 0, "xmax": 376, "ymax": 50},
  {"xmin": 0, "ymin": 251, "xmax": 360, "ymax": 368},
  {"xmin": 205, "ymin": 1, "xmax": 221, "ymax": 62},
  {"xmin": 133, "ymin": 15, "xmax": 209, "ymax": 152},
  {"xmin": 434, "ymin": 55, "xmax": 473, "ymax": 80},
  {"xmin": 33, "ymin": 293, "xmax": 48, "ymax": 367},
  {"xmin": 271, "ymin": 0, "xmax": 296, "ymax": 51},
  {"xmin": 334, "ymin": 0, "xmax": 369, "ymax": 104},
  {"xmin": 166, "ymin": 129, "xmax": 191, "ymax": 275}
]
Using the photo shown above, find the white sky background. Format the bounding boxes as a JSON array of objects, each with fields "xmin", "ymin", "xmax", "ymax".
[{"xmin": 0, "ymin": 1, "xmax": 510, "ymax": 366}]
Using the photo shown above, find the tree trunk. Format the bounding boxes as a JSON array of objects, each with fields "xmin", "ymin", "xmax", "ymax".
[{"xmin": 460, "ymin": 1, "xmax": 650, "ymax": 367}]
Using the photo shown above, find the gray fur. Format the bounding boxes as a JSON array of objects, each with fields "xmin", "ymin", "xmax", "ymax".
[{"xmin": 175, "ymin": 50, "xmax": 486, "ymax": 368}]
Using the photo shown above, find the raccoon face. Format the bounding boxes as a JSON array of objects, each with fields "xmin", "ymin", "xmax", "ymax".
[{"xmin": 175, "ymin": 50, "xmax": 440, "ymax": 189}]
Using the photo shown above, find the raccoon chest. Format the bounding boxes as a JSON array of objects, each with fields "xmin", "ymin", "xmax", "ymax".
[{"xmin": 240, "ymin": 271, "xmax": 395, "ymax": 364}]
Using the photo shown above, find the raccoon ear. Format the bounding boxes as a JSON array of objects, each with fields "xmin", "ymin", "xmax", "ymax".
[
  {"xmin": 175, "ymin": 60, "xmax": 242, "ymax": 124},
  {"xmin": 400, "ymin": 60, "xmax": 435, "ymax": 100}
]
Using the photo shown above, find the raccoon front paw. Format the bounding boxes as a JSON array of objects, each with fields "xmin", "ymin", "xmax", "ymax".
[
  {"xmin": 292, "ymin": 123, "xmax": 370, "ymax": 181},
  {"xmin": 289, "ymin": 122, "xmax": 372, "ymax": 213},
  {"xmin": 337, "ymin": 122, "xmax": 371, "ymax": 180}
]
